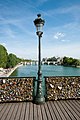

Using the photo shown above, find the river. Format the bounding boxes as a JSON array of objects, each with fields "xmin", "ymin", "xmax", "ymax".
[{"xmin": 10, "ymin": 65, "xmax": 80, "ymax": 77}]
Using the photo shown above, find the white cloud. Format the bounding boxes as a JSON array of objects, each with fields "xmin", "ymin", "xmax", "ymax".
[
  {"xmin": 0, "ymin": 25, "xmax": 16, "ymax": 39},
  {"xmin": 61, "ymin": 39, "xmax": 70, "ymax": 42},
  {"xmin": 61, "ymin": 39, "xmax": 65, "ymax": 42},
  {"xmin": 42, "ymin": 43, "xmax": 80, "ymax": 59},
  {"xmin": 0, "ymin": 14, "xmax": 35, "ymax": 40},
  {"xmin": 54, "ymin": 32, "xmax": 65, "ymax": 39},
  {"xmin": 44, "ymin": 5, "xmax": 80, "ymax": 18}
]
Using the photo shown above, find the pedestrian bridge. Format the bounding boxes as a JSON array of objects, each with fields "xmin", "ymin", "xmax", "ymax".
[
  {"xmin": 0, "ymin": 76, "xmax": 80, "ymax": 120},
  {"xmin": 0, "ymin": 100, "xmax": 80, "ymax": 120}
]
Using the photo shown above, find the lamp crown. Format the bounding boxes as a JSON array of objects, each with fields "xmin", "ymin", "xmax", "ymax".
[{"xmin": 34, "ymin": 14, "xmax": 45, "ymax": 34}]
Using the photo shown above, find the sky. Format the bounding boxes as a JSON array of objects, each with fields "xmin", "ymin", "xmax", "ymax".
[{"xmin": 0, "ymin": 0, "xmax": 80, "ymax": 60}]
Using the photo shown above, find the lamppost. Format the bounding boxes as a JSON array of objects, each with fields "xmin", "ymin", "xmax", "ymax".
[{"xmin": 34, "ymin": 14, "xmax": 45, "ymax": 104}]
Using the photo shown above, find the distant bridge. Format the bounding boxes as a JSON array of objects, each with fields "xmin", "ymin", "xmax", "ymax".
[
  {"xmin": 22, "ymin": 61, "xmax": 58, "ymax": 65},
  {"xmin": 22, "ymin": 61, "xmax": 38, "ymax": 65},
  {"xmin": 42, "ymin": 61, "xmax": 57, "ymax": 65}
]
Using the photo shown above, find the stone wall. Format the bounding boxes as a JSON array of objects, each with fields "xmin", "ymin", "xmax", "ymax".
[
  {"xmin": 45, "ymin": 77, "xmax": 80, "ymax": 100},
  {"xmin": 0, "ymin": 77, "xmax": 35, "ymax": 102}
]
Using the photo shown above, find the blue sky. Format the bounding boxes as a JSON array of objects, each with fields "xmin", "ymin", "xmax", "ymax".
[{"xmin": 0, "ymin": 0, "xmax": 80, "ymax": 59}]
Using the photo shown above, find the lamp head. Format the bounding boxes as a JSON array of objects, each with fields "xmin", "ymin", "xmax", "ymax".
[{"xmin": 34, "ymin": 14, "xmax": 45, "ymax": 33}]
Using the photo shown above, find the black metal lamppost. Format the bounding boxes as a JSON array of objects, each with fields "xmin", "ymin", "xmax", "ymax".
[{"xmin": 34, "ymin": 14, "xmax": 45, "ymax": 104}]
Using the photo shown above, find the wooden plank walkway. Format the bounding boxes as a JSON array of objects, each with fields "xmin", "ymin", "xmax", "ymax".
[{"xmin": 0, "ymin": 100, "xmax": 80, "ymax": 120}]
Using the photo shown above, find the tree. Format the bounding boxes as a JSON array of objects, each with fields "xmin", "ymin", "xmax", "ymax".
[
  {"xmin": 47, "ymin": 56, "xmax": 57, "ymax": 62},
  {"xmin": 6, "ymin": 53, "xmax": 18, "ymax": 68},
  {"xmin": 0, "ymin": 45, "xmax": 8, "ymax": 68},
  {"xmin": 62, "ymin": 57, "xmax": 69, "ymax": 65},
  {"xmin": 73, "ymin": 59, "xmax": 80, "ymax": 67},
  {"xmin": 62, "ymin": 56, "xmax": 80, "ymax": 67}
]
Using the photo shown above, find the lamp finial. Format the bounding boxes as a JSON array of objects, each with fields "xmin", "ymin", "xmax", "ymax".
[{"xmin": 37, "ymin": 14, "xmax": 41, "ymax": 18}]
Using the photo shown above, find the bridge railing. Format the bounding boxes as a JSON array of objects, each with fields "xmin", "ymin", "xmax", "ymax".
[
  {"xmin": 0, "ymin": 77, "xmax": 36, "ymax": 102},
  {"xmin": 45, "ymin": 76, "xmax": 80, "ymax": 101},
  {"xmin": 0, "ymin": 76, "xmax": 80, "ymax": 103}
]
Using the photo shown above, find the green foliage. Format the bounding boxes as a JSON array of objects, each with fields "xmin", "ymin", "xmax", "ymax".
[
  {"xmin": 47, "ymin": 57, "xmax": 57, "ymax": 61},
  {"xmin": 62, "ymin": 57, "xmax": 80, "ymax": 67},
  {"xmin": 21, "ymin": 59, "xmax": 32, "ymax": 62},
  {"xmin": 6, "ymin": 53, "xmax": 21, "ymax": 68},
  {"xmin": 0, "ymin": 44, "xmax": 22, "ymax": 68},
  {"xmin": 73, "ymin": 59, "xmax": 80, "ymax": 67},
  {"xmin": 0, "ymin": 45, "xmax": 8, "ymax": 68}
]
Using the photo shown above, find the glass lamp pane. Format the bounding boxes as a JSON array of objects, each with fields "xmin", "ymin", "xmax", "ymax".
[{"xmin": 36, "ymin": 23, "xmax": 43, "ymax": 32}]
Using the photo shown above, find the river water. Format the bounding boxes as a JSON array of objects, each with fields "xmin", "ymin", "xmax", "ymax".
[{"xmin": 11, "ymin": 65, "xmax": 80, "ymax": 77}]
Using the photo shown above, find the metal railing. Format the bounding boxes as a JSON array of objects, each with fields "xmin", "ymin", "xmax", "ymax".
[
  {"xmin": 0, "ymin": 76, "xmax": 80, "ymax": 103},
  {"xmin": 0, "ymin": 77, "xmax": 36, "ymax": 102},
  {"xmin": 45, "ymin": 76, "xmax": 80, "ymax": 100}
]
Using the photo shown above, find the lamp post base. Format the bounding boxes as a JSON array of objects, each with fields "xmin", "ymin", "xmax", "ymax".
[
  {"xmin": 34, "ymin": 96, "xmax": 45, "ymax": 104},
  {"xmin": 34, "ymin": 80, "xmax": 45, "ymax": 104}
]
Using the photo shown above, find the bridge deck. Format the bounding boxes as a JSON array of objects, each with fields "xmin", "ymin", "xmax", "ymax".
[{"xmin": 0, "ymin": 100, "xmax": 80, "ymax": 120}]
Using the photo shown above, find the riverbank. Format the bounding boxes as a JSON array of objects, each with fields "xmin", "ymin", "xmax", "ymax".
[{"xmin": 0, "ymin": 64, "xmax": 23, "ymax": 77}]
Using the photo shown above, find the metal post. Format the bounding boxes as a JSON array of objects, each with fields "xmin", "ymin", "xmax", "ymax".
[
  {"xmin": 33, "ymin": 14, "xmax": 45, "ymax": 104},
  {"xmin": 34, "ymin": 32, "xmax": 45, "ymax": 104},
  {"xmin": 38, "ymin": 34, "xmax": 42, "ymax": 81}
]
